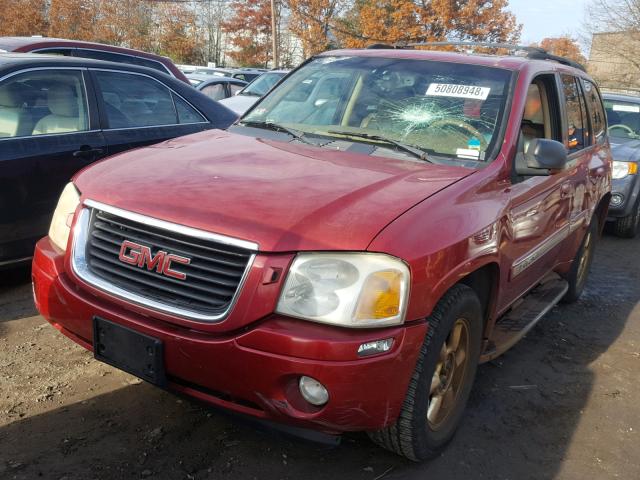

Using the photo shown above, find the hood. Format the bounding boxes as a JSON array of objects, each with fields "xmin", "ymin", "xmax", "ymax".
[
  {"xmin": 218, "ymin": 95, "xmax": 258, "ymax": 115},
  {"xmin": 610, "ymin": 137, "xmax": 640, "ymax": 162},
  {"xmin": 74, "ymin": 129, "xmax": 474, "ymax": 252}
]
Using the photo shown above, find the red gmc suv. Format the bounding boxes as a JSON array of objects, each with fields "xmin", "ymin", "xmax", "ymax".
[{"xmin": 32, "ymin": 44, "xmax": 612, "ymax": 461}]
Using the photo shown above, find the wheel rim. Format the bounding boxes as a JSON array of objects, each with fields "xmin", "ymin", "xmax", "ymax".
[
  {"xmin": 427, "ymin": 318, "xmax": 470, "ymax": 430},
  {"xmin": 576, "ymin": 230, "xmax": 593, "ymax": 287}
]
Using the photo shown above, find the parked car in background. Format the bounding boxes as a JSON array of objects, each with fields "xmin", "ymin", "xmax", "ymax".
[
  {"xmin": 603, "ymin": 92, "xmax": 640, "ymax": 237},
  {"xmin": 0, "ymin": 36, "xmax": 190, "ymax": 83},
  {"xmin": 188, "ymin": 75, "xmax": 248, "ymax": 101},
  {"xmin": 33, "ymin": 45, "xmax": 611, "ymax": 461},
  {"xmin": 193, "ymin": 67, "xmax": 267, "ymax": 83},
  {"xmin": 0, "ymin": 53, "xmax": 237, "ymax": 269},
  {"xmin": 219, "ymin": 70, "xmax": 288, "ymax": 115},
  {"xmin": 177, "ymin": 64, "xmax": 202, "ymax": 75}
]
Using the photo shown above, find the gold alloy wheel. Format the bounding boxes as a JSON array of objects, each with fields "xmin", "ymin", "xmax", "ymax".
[
  {"xmin": 428, "ymin": 318, "xmax": 470, "ymax": 430},
  {"xmin": 576, "ymin": 229, "xmax": 593, "ymax": 286}
]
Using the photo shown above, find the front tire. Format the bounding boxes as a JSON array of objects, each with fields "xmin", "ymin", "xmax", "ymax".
[
  {"xmin": 368, "ymin": 285, "xmax": 483, "ymax": 461},
  {"xmin": 614, "ymin": 201, "xmax": 640, "ymax": 238},
  {"xmin": 562, "ymin": 217, "xmax": 598, "ymax": 303}
]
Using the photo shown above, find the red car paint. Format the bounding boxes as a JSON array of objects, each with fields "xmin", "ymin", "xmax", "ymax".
[
  {"xmin": 0, "ymin": 36, "xmax": 189, "ymax": 83},
  {"xmin": 32, "ymin": 48, "xmax": 612, "ymax": 434}
]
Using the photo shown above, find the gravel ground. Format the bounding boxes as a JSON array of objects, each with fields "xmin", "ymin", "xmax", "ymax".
[{"xmin": 1, "ymin": 232, "xmax": 639, "ymax": 480}]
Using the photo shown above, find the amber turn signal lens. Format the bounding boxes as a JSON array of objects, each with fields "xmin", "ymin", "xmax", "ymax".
[{"xmin": 355, "ymin": 270, "xmax": 403, "ymax": 321}]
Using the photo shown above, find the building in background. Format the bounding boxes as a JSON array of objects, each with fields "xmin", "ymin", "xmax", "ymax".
[{"xmin": 588, "ymin": 32, "xmax": 640, "ymax": 93}]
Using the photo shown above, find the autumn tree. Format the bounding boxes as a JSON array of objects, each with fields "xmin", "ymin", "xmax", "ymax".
[
  {"xmin": 336, "ymin": 0, "xmax": 521, "ymax": 48},
  {"xmin": 535, "ymin": 37, "xmax": 586, "ymax": 65},
  {"xmin": 94, "ymin": 0, "xmax": 156, "ymax": 52},
  {"xmin": 223, "ymin": 0, "xmax": 277, "ymax": 67},
  {"xmin": 156, "ymin": 3, "xmax": 202, "ymax": 63},
  {"xmin": 287, "ymin": 0, "xmax": 341, "ymax": 57},
  {"xmin": 48, "ymin": 0, "xmax": 101, "ymax": 41},
  {"xmin": 0, "ymin": 0, "xmax": 47, "ymax": 36}
]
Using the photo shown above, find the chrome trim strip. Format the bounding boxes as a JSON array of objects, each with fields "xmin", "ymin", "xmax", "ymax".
[
  {"xmin": 84, "ymin": 199, "xmax": 258, "ymax": 251},
  {"xmin": 0, "ymin": 256, "xmax": 32, "ymax": 267},
  {"xmin": 71, "ymin": 206, "xmax": 257, "ymax": 323},
  {"xmin": 511, "ymin": 224, "xmax": 570, "ymax": 278}
]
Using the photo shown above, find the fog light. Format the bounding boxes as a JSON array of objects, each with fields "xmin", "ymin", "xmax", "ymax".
[
  {"xmin": 611, "ymin": 194, "xmax": 624, "ymax": 207},
  {"xmin": 299, "ymin": 376, "xmax": 329, "ymax": 406},
  {"xmin": 357, "ymin": 338, "xmax": 394, "ymax": 357}
]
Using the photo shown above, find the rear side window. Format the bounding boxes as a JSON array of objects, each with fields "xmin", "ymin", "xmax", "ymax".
[
  {"xmin": 201, "ymin": 83, "xmax": 226, "ymax": 101},
  {"xmin": 561, "ymin": 75, "xmax": 589, "ymax": 152},
  {"xmin": 173, "ymin": 94, "xmax": 206, "ymax": 124},
  {"xmin": 77, "ymin": 49, "xmax": 170, "ymax": 75},
  {"xmin": 583, "ymin": 80, "xmax": 607, "ymax": 143},
  {"xmin": 0, "ymin": 69, "xmax": 88, "ymax": 138},
  {"xmin": 95, "ymin": 71, "xmax": 178, "ymax": 128}
]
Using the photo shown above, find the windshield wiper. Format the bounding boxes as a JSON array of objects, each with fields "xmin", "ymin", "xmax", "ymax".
[
  {"xmin": 239, "ymin": 120, "xmax": 314, "ymax": 145},
  {"xmin": 326, "ymin": 130, "xmax": 431, "ymax": 163}
]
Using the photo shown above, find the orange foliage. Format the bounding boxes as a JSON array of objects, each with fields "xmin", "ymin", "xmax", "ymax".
[
  {"xmin": 0, "ymin": 0, "xmax": 47, "ymax": 36},
  {"xmin": 337, "ymin": 0, "xmax": 521, "ymax": 48},
  {"xmin": 223, "ymin": 0, "xmax": 275, "ymax": 67},
  {"xmin": 538, "ymin": 37, "xmax": 587, "ymax": 65},
  {"xmin": 288, "ymin": 0, "xmax": 341, "ymax": 56}
]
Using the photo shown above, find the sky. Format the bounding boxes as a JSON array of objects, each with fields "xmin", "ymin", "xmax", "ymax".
[{"xmin": 508, "ymin": 0, "xmax": 590, "ymax": 44}]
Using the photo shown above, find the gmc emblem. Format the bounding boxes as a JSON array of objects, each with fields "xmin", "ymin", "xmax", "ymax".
[{"xmin": 118, "ymin": 240, "xmax": 191, "ymax": 280}]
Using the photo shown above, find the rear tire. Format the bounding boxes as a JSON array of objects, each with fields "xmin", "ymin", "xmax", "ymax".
[
  {"xmin": 562, "ymin": 218, "xmax": 598, "ymax": 303},
  {"xmin": 614, "ymin": 202, "xmax": 640, "ymax": 238},
  {"xmin": 368, "ymin": 284, "xmax": 483, "ymax": 461}
]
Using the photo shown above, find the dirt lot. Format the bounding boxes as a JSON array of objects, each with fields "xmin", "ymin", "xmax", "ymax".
[{"xmin": 1, "ymin": 232, "xmax": 639, "ymax": 480}]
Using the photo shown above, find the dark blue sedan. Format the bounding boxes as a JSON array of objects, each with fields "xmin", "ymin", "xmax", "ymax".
[{"xmin": 0, "ymin": 53, "xmax": 238, "ymax": 268}]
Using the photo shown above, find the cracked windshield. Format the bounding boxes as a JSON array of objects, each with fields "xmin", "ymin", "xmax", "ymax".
[
  {"xmin": 243, "ymin": 56, "xmax": 512, "ymax": 163},
  {"xmin": 604, "ymin": 99, "xmax": 640, "ymax": 139}
]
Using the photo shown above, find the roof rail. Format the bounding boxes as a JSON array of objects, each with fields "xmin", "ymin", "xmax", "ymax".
[{"xmin": 365, "ymin": 41, "xmax": 587, "ymax": 72}]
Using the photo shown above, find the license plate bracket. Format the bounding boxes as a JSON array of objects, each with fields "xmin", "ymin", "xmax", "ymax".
[{"xmin": 93, "ymin": 317, "xmax": 166, "ymax": 387}]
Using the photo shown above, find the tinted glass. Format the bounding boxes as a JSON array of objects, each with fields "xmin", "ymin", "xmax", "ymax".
[
  {"xmin": 95, "ymin": 71, "xmax": 177, "ymax": 128},
  {"xmin": 244, "ymin": 56, "xmax": 512, "ymax": 163},
  {"xmin": 241, "ymin": 72, "xmax": 285, "ymax": 97},
  {"xmin": 173, "ymin": 94, "xmax": 206, "ymax": 124},
  {"xmin": 201, "ymin": 83, "xmax": 226, "ymax": 100},
  {"xmin": 583, "ymin": 80, "xmax": 607, "ymax": 143},
  {"xmin": 77, "ymin": 49, "xmax": 169, "ymax": 74},
  {"xmin": 0, "ymin": 69, "xmax": 88, "ymax": 138},
  {"xmin": 561, "ymin": 75, "xmax": 589, "ymax": 152},
  {"xmin": 603, "ymin": 99, "xmax": 640, "ymax": 139}
]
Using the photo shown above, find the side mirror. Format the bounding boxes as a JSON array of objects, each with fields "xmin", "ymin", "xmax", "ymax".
[{"xmin": 515, "ymin": 138, "xmax": 568, "ymax": 176}]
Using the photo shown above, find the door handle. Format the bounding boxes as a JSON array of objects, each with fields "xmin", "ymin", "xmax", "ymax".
[{"xmin": 73, "ymin": 147, "xmax": 104, "ymax": 159}]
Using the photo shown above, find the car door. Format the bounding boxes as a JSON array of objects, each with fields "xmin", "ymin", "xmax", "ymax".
[
  {"xmin": 500, "ymin": 73, "xmax": 574, "ymax": 308},
  {"xmin": 0, "ymin": 67, "xmax": 106, "ymax": 264},
  {"xmin": 90, "ymin": 69, "xmax": 210, "ymax": 156}
]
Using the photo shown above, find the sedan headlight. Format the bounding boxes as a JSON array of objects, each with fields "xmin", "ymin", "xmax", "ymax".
[
  {"xmin": 612, "ymin": 161, "xmax": 638, "ymax": 180},
  {"xmin": 49, "ymin": 183, "xmax": 81, "ymax": 252},
  {"xmin": 276, "ymin": 253, "xmax": 410, "ymax": 328}
]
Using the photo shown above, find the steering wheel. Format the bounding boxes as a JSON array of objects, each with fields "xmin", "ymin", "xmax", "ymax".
[
  {"xmin": 608, "ymin": 124, "xmax": 635, "ymax": 135},
  {"xmin": 428, "ymin": 118, "xmax": 489, "ymax": 150}
]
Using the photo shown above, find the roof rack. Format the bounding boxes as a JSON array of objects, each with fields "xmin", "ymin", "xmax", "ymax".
[{"xmin": 365, "ymin": 41, "xmax": 587, "ymax": 72}]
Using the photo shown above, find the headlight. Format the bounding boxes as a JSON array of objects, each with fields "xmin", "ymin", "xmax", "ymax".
[
  {"xmin": 276, "ymin": 253, "xmax": 410, "ymax": 328},
  {"xmin": 612, "ymin": 161, "xmax": 638, "ymax": 180},
  {"xmin": 49, "ymin": 183, "xmax": 81, "ymax": 252}
]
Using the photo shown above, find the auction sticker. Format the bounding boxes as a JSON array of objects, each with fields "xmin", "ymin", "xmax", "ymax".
[
  {"xmin": 613, "ymin": 104, "xmax": 640, "ymax": 113},
  {"xmin": 427, "ymin": 83, "xmax": 491, "ymax": 100}
]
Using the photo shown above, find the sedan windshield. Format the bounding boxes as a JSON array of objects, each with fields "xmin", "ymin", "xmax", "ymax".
[
  {"xmin": 243, "ymin": 56, "xmax": 512, "ymax": 163},
  {"xmin": 604, "ymin": 99, "xmax": 640, "ymax": 139}
]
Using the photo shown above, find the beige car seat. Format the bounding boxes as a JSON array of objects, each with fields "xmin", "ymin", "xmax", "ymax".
[
  {"xmin": 0, "ymin": 83, "xmax": 24, "ymax": 138},
  {"xmin": 33, "ymin": 84, "xmax": 85, "ymax": 135}
]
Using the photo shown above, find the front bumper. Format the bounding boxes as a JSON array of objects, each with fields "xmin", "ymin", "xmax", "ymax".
[
  {"xmin": 608, "ymin": 174, "xmax": 640, "ymax": 218},
  {"xmin": 32, "ymin": 237, "xmax": 427, "ymax": 434}
]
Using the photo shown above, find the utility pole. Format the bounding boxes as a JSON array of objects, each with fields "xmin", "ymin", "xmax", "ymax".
[{"xmin": 270, "ymin": 0, "xmax": 279, "ymax": 68}]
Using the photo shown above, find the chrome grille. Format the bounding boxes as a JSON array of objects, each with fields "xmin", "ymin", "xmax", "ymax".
[{"xmin": 75, "ymin": 202, "xmax": 255, "ymax": 320}]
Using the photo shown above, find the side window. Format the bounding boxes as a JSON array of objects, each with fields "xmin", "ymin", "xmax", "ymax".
[
  {"xmin": 35, "ymin": 48, "xmax": 74, "ymax": 56},
  {"xmin": 201, "ymin": 83, "xmax": 226, "ymax": 101},
  {"xmin": 583, "ymin": 80, "xmax": 607, "ymax": 143},
  {"xmin": 561, "ymin": 75, "xmax": 589, "ymax": 153},
  {"xmin": 94, "ymin": 71, "xmax": 178, "ymax": 128},
  {"xmin": 229, "ymin": 83, "xmax": 244, "ymax": 95},
  {"xmin": 77, "ymin": 49, "xmax": 169, "ymax": 75},
  {"xmin": 520, "ymin": 76, "xmax": 562, "ymax": 153},
  {"xmin": 172, "ymin": 93, "xmax": 206, "ymax": 124},
  {"xmin": 0, "ymin": 69, "xmax": 88, "ymax": 138}
]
